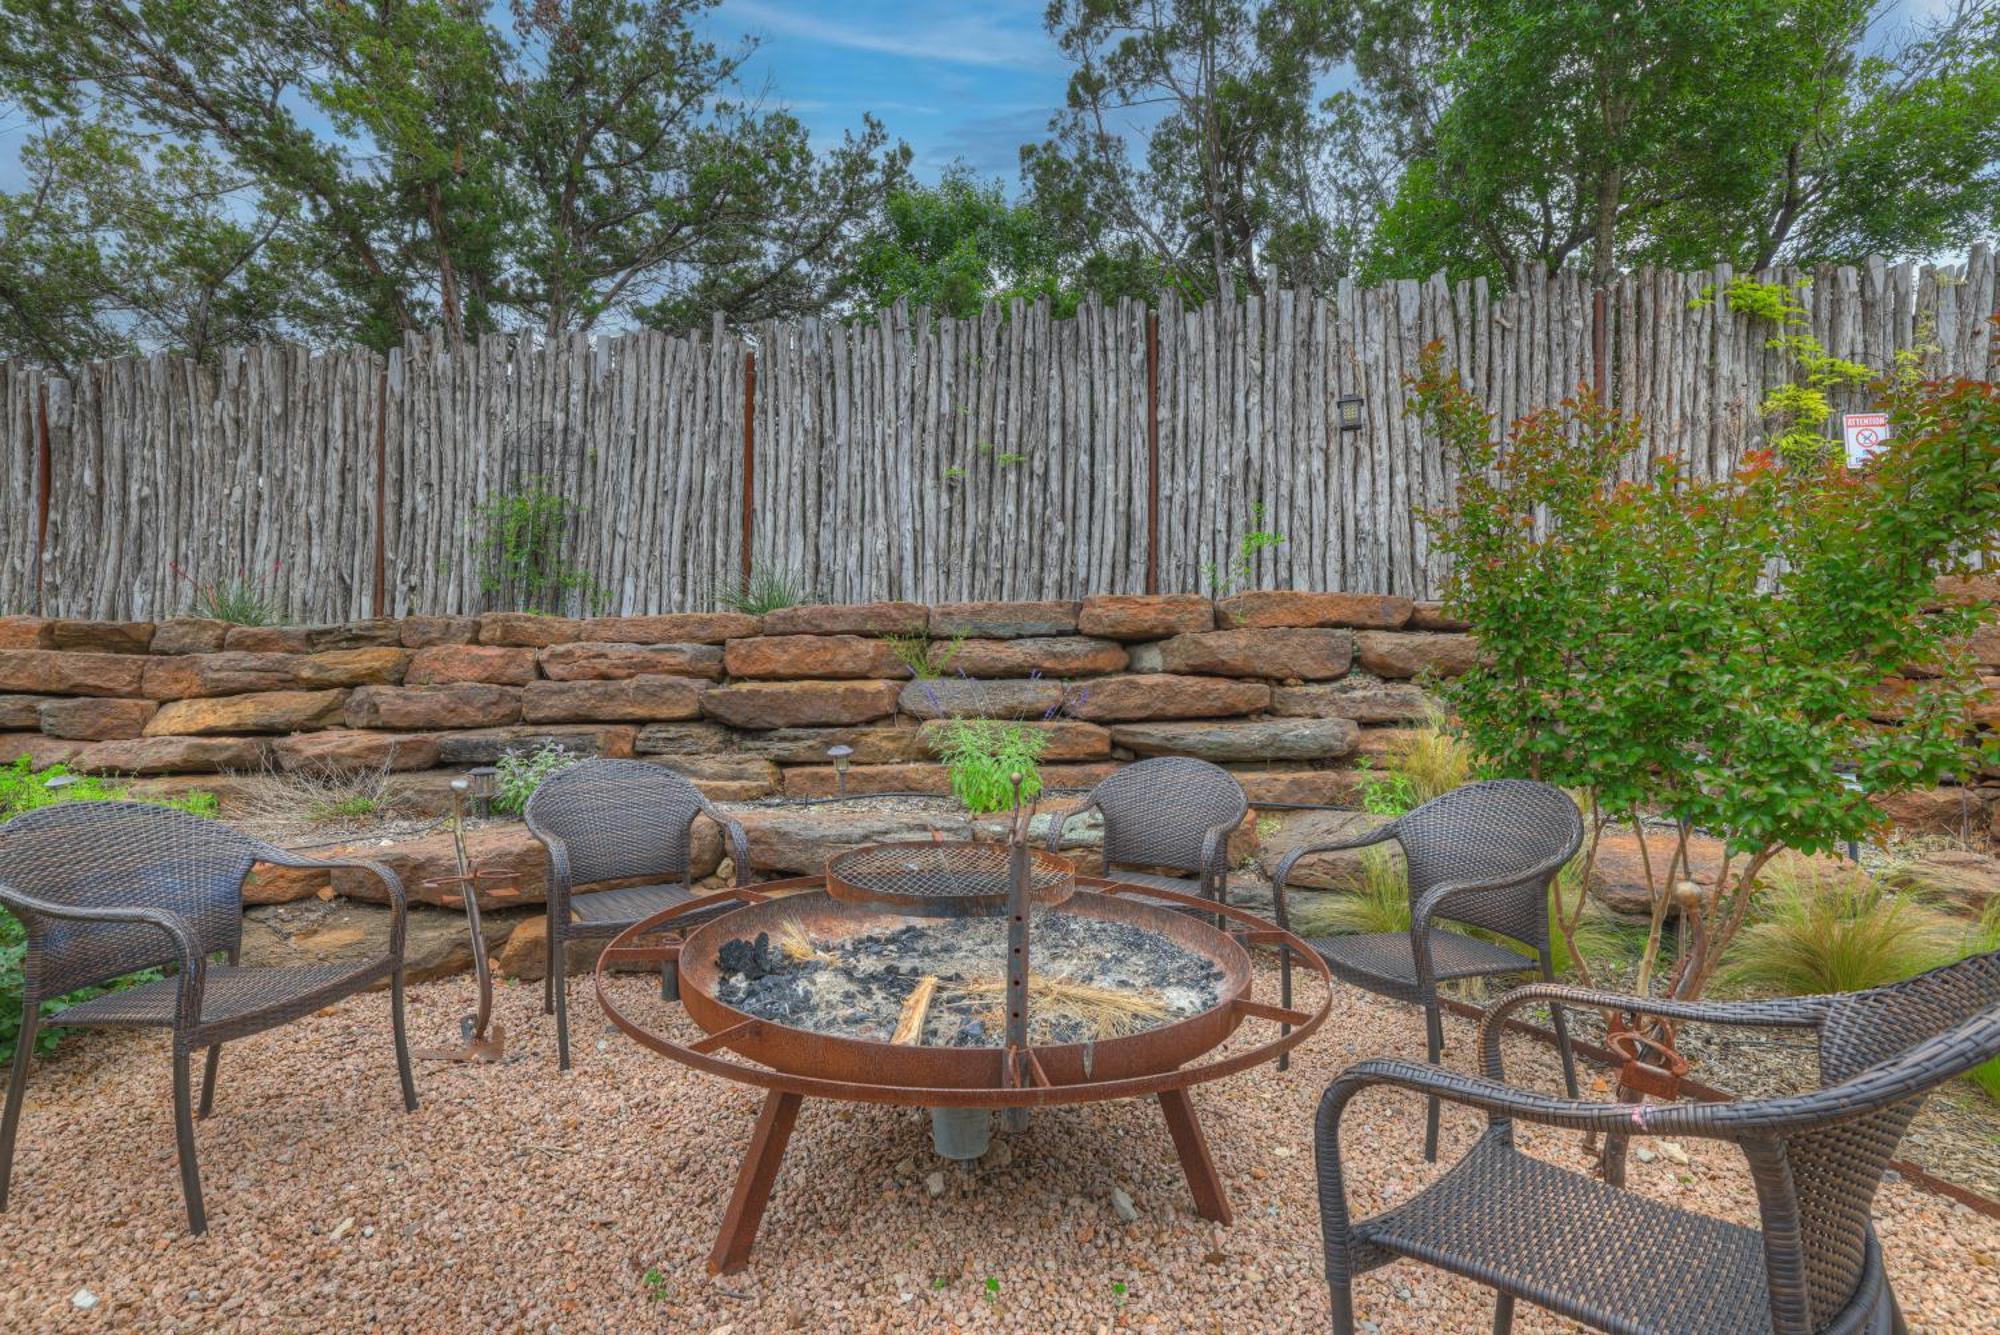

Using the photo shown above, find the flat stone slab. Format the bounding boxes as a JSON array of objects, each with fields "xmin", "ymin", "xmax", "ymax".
[{"xmin": 1109, "ymin": 718, "xmax": 1358, "ymax": 762}]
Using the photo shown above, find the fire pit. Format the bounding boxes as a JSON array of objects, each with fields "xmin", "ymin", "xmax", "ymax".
[{"xmin": 596, "ymin": 841, "xmax": 1333, "ymax": 1274}]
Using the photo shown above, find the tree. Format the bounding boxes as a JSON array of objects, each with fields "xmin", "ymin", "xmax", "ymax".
[
  {"xmin": 0, "ymin": 0, "xmax": 909, "ymax": 356},
  {"xmin": 1360, "ymin": 0, "xmax": 2000, "ymax": 286},
  {"xmin": 1023, "ymin": 0, "xmax": 1380, "ymax": 300},
  {"xmin": 840, "ymin": 166, "xmax": 1074, "ymax": 319}
]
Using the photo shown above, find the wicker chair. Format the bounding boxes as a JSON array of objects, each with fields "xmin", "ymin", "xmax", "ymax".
[
  {"xmin": 1046, "ymin": 756, "xmax": 1247, "ymax": 914},
  {"xmin": 1273, "ymin": 779, "xmax": 1583, "ymax": 1158},
  {"xmin": 524, "ymin": 759, "xmax": 748, "ymax": 1069},
  {"xmin": 0, "ymin": 801, "xmax": 416, "ymax": 1234},
  {"xmin": 1316, "ymin": 951, "xmax": 2000, "ymax": 1334}
]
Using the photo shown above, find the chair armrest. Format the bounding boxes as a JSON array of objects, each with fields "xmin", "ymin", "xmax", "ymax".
[
  {"xmin": 1199, "ymin": 818, "xmax": 1239, "ymax": 905},
  {"xmin": 1045, "ymin": 801, "xmax": 1095, "ymax": 855},
  {"xmin": 1476, "ymin": 983, "xmax": 1830, "ymax": 1084},
  {"xmin": 699, "ymin": 805, "xmax": 751, "ymax": 888},
  {"xmin": 0, "ymin": 883, "xmax": 207, "ymax": 1026},
  {"xmin": 1271, "ymin": 824, "xmax": 1400, "ymax": 931},
  {"xmin": 250, "ymin": 844, "xmax": 408, "ymax": 959}
]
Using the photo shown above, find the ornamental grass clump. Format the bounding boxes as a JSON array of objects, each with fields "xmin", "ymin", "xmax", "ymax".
[{"xmin": 1409, "ymin": 337, "xmax": 2000, "ymax": 1005}]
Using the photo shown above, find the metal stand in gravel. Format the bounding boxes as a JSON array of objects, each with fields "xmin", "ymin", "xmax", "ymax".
[
  {"xmin": 1316, "ymin": 952, "xmax": 2000, "ymax": 1334},
  {"xmin": 414, "ymin": 778, "xmax": 513, "ymax": 1064},
  {"xmin": 595, "ymin": 839, "xmax": 1334, "ymax": 1273}
]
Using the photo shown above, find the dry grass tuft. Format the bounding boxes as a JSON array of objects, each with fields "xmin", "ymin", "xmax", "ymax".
[
  {"xmin": 945, "ymin": 973, "xmax": 1168, "ymax": 1041},
  {"xmin": 235, "ymin": 753, "xmax": 401, "ymax": 837}
]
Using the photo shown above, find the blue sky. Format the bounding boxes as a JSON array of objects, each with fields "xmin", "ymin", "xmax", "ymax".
[{"xmin": 699, "ymin": 0, "xmax": 1070, "ymax": 188}]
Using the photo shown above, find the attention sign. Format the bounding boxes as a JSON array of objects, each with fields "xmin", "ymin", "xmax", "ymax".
[{"xmin": 1842, "ymin": 412, "xmax": 1889, "ymax": 467}]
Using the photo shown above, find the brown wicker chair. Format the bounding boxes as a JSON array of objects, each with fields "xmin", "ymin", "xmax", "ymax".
[
  {"xmin": 1317, "ymin": 951, "xmax": 2000, "ymax": 1334},
  {"xmin": 1273, "ymin": 779, "xmax": 1583, "ymax": 1158},
  {"xmin": 1046, "ymin": 756, "xmax": 1247, "ymax": 914},
  {"xmin": 0, "ymin": 801, "xmax": 416, "ymax": 1234},
  {"xmin": 524, "ymin": 759, "xmax": 748, "ymax": 1069}
]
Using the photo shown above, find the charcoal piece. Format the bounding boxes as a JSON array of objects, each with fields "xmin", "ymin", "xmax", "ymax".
[{"xmin": 717, "ymin": 932, "xmax": 783, "ymax": 981}]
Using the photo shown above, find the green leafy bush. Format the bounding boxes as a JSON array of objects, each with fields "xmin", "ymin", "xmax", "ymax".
[
  {"xmin": 1720, "ymin": 862, "xmax": 1958, "ymax": 998},
  {"xmin": 492, "ymin": 741, "xmax": 582, "ymax": 815},
  {"xmin": 469, "ymin": 476, "xmax": 608, "ymax": 615},
  {"xmin": 1, "ymin": 757, "xmax": 217, "ymax": 1063},
  {"xmin": 929, "ymin": 719, "xmax": 1047, "ymax": 815},
  {"xmin": 1201, "ymin": 502, "xmax": 1286, "ymax": 597},
  {"xmin": 1411, "ymin": 344, "xmax": 2000, "ymax": 1003}
]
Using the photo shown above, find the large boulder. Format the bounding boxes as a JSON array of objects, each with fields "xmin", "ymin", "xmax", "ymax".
[
  {"xmin": 150, "ymin": 618, "xmax": 230, "ymax": 655},
  {"xmin": 1353, "ymin": 631, "xmax": 1480, "ymax": 680},
  {"xmin": 0, "ymin": 649, "xmax": 147, "ymax": 697},
  {"xmin": 0, "ymin": 617, "xmax": 55, "ymax": 650},
  {"xmin": 1077, "ymin": 593, "xmax": 1214, "ymax": 640},
  {"xmin": 727, "ymin": 724, "xmax": 930, "ymax": 764},
  {"xmin": 240, "ymin": 899, "xmax": 518, "ymax": 986},
  {"xmin": 0, "ymin": 734, "xmax": 87, "ymax": 769},
  {"xmin": 224, "ymin": 621, "xmax": 403, "ymax": 652},
  {"xmin": 0, "ymin": 695, "xmax": 42, "ymax": 729},
  {"xmin": 141, "ymin": 647, "xmax": 410, "ymax": 699},
  {"xmin": 928, "ymin": 601, "xmax": 1080, "ymax": 639},
  {"xmin": 1270, "ymin": 680, "xmax": 1437, "ymax": 723},
  {"xmin": 1062, "ymin": 673, "xmax": 1269, "ymax": 722},
  {"xmin": 1109, "ymin": 718, "xmax": 1357, "ymax": 762},
  {"xmin": 540, "ymin": 641, "xmax": 723, "ymax": 681},
  {"xmin": 398, "ymin": 615, "xmax": 480, "ymax": 648},
  {"xmin": 721, "ymin": 634, "xmax": 904, "ymax": 679},
  {"xmin": 1256, "ymin": 809, "xmax": 1398, "ymax": 890},
  {"xmin": 1155, "ymin": 628, "xmax": 1352, "ymax": 680},
  {"xmin": 520, "ymin": 677, "xmax": 707, "ymax": 723},
  {"xmin": 578, "ymin": 613, "xmax": 761, "ymax": 644},
  {"xmin": 914, "ymin": 719, "xmax": 1110, "ymax": 762},
  {"xmin": 1214, "ymin": 591, "xmax": 1413, "ymax": 631},
  {"xmin": 896, "ymin": 677, "xmax": 1065, "ymax": 721},
  {"xmin": 434, "ymin": 724, "xmax": 638, "ymax": 763},
  {"xmin": 346, "ymin": 683, "xmax": 522, "ymax": 730},
  {"xmin": 780, "ymin": 762, "xmax": 952, "ymax": 798},
  {"xmin": 269, "ymin": 730, "xmax": 440, "ymax": 773},
  {"xmin": 37, "ymin": 696, "xmax": 157, "ymax": 740},
  {"xmin": 701, "ymin": 679, "xmax": 902, "ymax": 728},
  {"xmin": 476, "ymin": 613, "xmax": 581, "ymax": 647},
  {"xmin": 51, "ymin": 620, "xmax": 155, "ymax": 654},
  {"xmin": 70, "ymin": 735, "xmax": 267, "ymax": 774},
  {"xmin": 948, "ymin": 636, "xmax": 1128, "ymax": 678},
  {"xmin": 760, "ymin": 602, "xmax": 927, "ymax": 637},
  {"xmin": 731, "ymin": 798, "xmax": 979, "ymax": 875},
  {"xmin": 1887, "ymin": 849, "xmax": 2000, "ymax": 919},
  {"xmin": 405, "ymin": 644, "xmax": 540, "ymax": 685},
  {"xmin": 147, "ymin": 688, "xmax": 348, "ymax": 735},
  {"xmin": 630, "ymin": 721, "xmax": 741, "ymax": 755}
]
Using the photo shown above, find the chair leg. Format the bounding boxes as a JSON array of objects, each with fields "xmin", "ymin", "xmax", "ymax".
[
  {"xmin": 171, "ymin": 1045, "xmax": 207, "ymax": 1234},
  {"xmin": 542, "ymin": 915, "xmax": 556, "ymax": 1015},
  {"xmin": 198, "ymin": 1044, "xmax": 223, "ymax": 1118},
  {"xmin": 1330, "ymin": 1280, "xmax": 1355, "ymax": 1335},
  {"xmin": 1492, "ymin": 1292, "xmax": 1515, "ymax": 1334},
  {"xmin": 0, "ymin": 1003, "xmax": 38, "ymax": 1212},
  {"xmin": 391, "ymin": 968, "xmax": 418, "ymax": 1112},
  {"xmin": 553, "ymin": 932, "xmax": 572, "ymax": 1071},
  {"xmin": 1884, "ymin": 1280, "xmax": 1910, "ymax": 1335},
  {"xmin": 660, "ymin": 958, "xmax": 679, "ymax": 1003},
  {"xmin": 1277, "ymin": 945, "xmax": 1292, "ymax": 1073},
  {"xmin": 1540, "ymin": 952, "xmax": 1580, "ymax": 1099},
  {"xmin": 1422, "ymin": 999, "xmax": 1444, "ymax": 1163}
]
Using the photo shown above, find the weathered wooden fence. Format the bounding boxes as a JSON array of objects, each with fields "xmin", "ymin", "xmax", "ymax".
[{"xmin": 3, "ymin": 251, "xmax": 1994, "ymax": 619}]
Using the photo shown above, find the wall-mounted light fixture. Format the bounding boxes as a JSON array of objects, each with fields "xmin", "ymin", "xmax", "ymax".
[{"xmin": 1336, "ymin": 395, "xmax": 1365, "ymax": 433}]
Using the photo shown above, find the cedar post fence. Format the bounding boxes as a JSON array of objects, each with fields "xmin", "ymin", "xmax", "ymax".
[{"xmin": 2, "ymin": 251, "xmax": 1995, "ymax": 621}]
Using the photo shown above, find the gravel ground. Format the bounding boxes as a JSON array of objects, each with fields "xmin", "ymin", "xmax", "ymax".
[{"xmin": 1, "ymin": 962, "xmax": 1995, "ymax": 1333}]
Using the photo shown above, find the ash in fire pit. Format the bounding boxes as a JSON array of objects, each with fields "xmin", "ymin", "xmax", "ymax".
[{"xmin": 713, "ymin": 911, "xmax": 1224, "ymax": 1048}]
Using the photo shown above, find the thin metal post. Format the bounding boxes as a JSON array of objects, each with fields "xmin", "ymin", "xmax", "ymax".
[
  {"xmin": 1591, "ymin": 286, "xmax": 1608, "ymax": 401},
  {"xmin": 741, "ymin": 349, "xmax": 756, "ymax": 592},
  {"xmin": 373, "ymin": 367, "xmax": 388, "ymax": 616},
  {"xmin": 1145, "ymin": 308, "xmax": 1160, "ymax": 594},
  {"xmin": 33, "ymin": 380, "xmax": 51, "ymax": 616}
]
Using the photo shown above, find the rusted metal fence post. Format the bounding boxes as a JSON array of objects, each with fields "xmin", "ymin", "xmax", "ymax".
[
  {"xmin": 1592, "ymin": 287, "xmax": 1608, "ymax": 400},
  {"xmin": 373, "ymin": 367, "xmax": 388, "ymax": 616}
]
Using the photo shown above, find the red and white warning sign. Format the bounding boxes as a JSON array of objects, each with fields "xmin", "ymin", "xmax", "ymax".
[{"xmin": 1842, "ymin": 412, "xmax": 1890, "ymax": 467}]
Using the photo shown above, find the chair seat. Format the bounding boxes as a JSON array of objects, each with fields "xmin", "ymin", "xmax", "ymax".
[
  {"xmin": 1355, "ymin": 1132, "xmax": 1771, "ymax": 1332},
  {"xmin": 49, "ymin": 962, "xmax": 386, "ymax": 1034},
  {"xmin": 567, "ymin": 881, "xmax": 696, "ymax": 928},
  {"xmin": 1308, "ymin": 929, "xmax": 1535, "ymax": 1002}
]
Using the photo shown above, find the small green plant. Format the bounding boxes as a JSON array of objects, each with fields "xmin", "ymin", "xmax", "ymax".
[
  {"xmin": 1355, "ymin": 711, "xmax": 1473, "ymax": 817},
  {"xmin": 1110, "ymin": 1279, "xmax": 1128, "ymax": 1306},
  {"xmin": 1293, "ymin": 846, "xmax": 1410, "ymax": 938},
  {"xmin": 468, "ymin": 475, "xmax": 608, "ymax": 615},
  {"xmin": 884, "ymin": 630, "xmax": 967, "ymax": 680},
  {"xmin": 641, "ymin": 1266, "xmax": 668, "ymax": 1302},
  {"xmin": 983, "ymin": 1276, "xmax": 1000, "ymax": 1301},
  {"xmin": 995, "ymin": 451, "xmax": 1027, "ymax": 466},
  {"xmin": 943, "ymin": 465, "xmax": 966, "ymax": 481},
  {"xmin": 1693, "ymin": 277, "xmax": 1871, "ymax": 466},
  {"xmin": 930, "ymin": 719, "xmax": 1047, "ymax": 815},
  {"xmin": 1720, "ymin": 864, "xmax": 1959, "ymax": 999},
  {"xmin": 715, "ymin": 564, "xmax": 818, "ymax": 615},
  {"xmin": 493, "ymin": 741, "xmax": 583, "ymax": 815},
  {"xmin": 1201, "ymin": 502, "xmax": 1286, "ymax": 597},
  {"xmin": 173, "ymin": 562, "xmax": 279, "ymax": 625}
]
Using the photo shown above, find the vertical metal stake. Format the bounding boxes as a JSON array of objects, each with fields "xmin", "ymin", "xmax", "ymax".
[
  {"xmin": 740, "ymin": 349, "xmax": 756, "ymax": 594},
  {"xmin": 1591, "ymin": 287, "xmax": 1608, "ymax": 401},
  {"xmin": 1145, "ymin": 308, "xmax": 1160, "ymax": 595},
  {"xmin": 33, "ymin": 381, "xmax": 51, "ymax": 617},
  {"xmin": 373, "ymin": 368, "xmax": 388, "ymax": 616},
  {"xmin": 1003, "ymin": 772, "xmax": 1031, "ymax": 1133}
]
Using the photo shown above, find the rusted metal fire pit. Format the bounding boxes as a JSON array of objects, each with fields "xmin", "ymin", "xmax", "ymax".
[{"xmin": 595, "ymin": 842, "xmax": 1333, "ymax": 1274}]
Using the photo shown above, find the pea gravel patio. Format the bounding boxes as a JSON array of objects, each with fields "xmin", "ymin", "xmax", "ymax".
[{"xmin": 0, "ymin": 962, "xmax": 1994, "ymax": 1333}]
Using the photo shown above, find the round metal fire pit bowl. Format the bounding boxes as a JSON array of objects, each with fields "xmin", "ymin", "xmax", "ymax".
[
  {"xmin": 825, "ymin": 839, "xmax": 1076, "ymax": 917},
  {"xmin": 676, "ymin": 887, "xmax": 1247, "ymax": 1088},
  {"xmin": 595, "ymin": 873, "xmax": 1335, "ymax": 1276}
]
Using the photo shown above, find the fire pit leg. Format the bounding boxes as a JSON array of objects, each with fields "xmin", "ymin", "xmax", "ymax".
[
  {"xmin": 708, "ymin": 1090, "xmax": 804, "ymax": 1275},
  {"xmin": 1157, "ymin": 1089, "xmax": 1232, "ymax": 1225}
]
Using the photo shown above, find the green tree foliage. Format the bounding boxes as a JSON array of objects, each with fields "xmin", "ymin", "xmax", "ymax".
[
  {"xmin": 1024, "ymin": 0, "xmax": 1385, "ymax": 300},
  {"xmin": 0, "ymin": 0, "xmax": 908, "ymax": 355},
  {"xmin": 1359, "ymin": 0, "xmax": 2000, "ymax": 285},
  {"xmin": 843, "ymin": 167, "xmax": 1081, "ymax": 318},
  {"xmin": 1409, "ymin": 341, "xmax": 2000, "ymax": 1001}
]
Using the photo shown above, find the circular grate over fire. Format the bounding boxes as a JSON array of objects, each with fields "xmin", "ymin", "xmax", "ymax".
[{"xmin": 825, "ymin": 840, "xmax": 1075, "ymax": 916}]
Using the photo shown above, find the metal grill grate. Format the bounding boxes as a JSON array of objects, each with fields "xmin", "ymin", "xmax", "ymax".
[{"xmin": 825, "ymin": 841, "xmax": 1076, "ymax": 917}]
